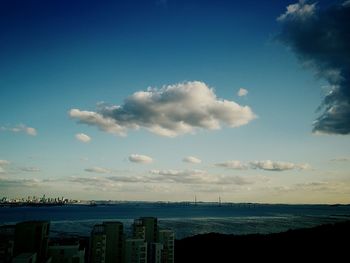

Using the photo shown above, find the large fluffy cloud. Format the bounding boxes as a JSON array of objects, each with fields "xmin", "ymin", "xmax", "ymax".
[
  {"xmin": 69, "ymin": 109, "xmax": 127, "ymax": 136},
  {"xmin": 277, "ymin": 1, "xmax": 350, "ymax": 134},
  {"xmin": 69, "ymin": 81, "xmax": 256, "ymax": 137},
  {"xmin": 129, "ymin": 154, "xmax": 153, "ymax": 164}
]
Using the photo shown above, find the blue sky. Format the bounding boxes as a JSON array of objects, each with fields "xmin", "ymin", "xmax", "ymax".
[{"xmin": 1, "ymin": 0, "xmax": 350, "ymax": 203}]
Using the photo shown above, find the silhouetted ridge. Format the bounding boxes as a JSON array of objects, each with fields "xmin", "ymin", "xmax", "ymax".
[{"xmin": 175, "ymin": 220, "xmax": 350, "ymax": 262}]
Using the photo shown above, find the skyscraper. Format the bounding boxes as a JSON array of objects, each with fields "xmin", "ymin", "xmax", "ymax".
[
  {"xmin": 48, "ymin": 240, "xmax": 85, "ymax": 263},
  {"xmin": 132, "ymin": 222, "xmax": 146, "ymax": 240},
  {"xmin": 149, "ymin": 243, "xmax": 163, "ymax": 263},
  {"xmin": 103, "ymin": 221, "xmax": 124, "ymax": 263},
  {"xmin": 158, "ymin": 230, "xmax": 174, "ymax": 263},
  {"xmin": 133, "ymin": 217, "xmax": 158, "ymax": 243},
  {"xmin": 0, "ymin": 225, "xmax": 15, "ymax": 263},
  {"xmin": 13, "ymin": 221, "xmax": 50, "ymax": 263},
  {"xmin": 90, "ymin": 224, "xmax": 106, "ymax": 263},
  {"xmin": 125, "ymin": 239, "xmax": 147, "ymax": 263}
]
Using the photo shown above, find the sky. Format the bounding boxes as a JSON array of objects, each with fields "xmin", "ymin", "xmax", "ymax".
[{"xmin": 1, "ymin": 0, "xmax": 350, "ymax": 203}]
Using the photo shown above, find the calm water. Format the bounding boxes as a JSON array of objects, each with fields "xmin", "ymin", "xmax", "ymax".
[{"xmin": 1, "ymin": 203, "xmax": 350, "ymax": 239}]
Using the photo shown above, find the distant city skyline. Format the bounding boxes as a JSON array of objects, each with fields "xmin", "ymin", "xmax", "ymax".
[{"xmin": 1, "ymin": 0, "xmax": 350, "ymax": 203}]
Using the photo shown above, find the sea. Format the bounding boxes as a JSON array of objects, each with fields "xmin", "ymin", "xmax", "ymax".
[{"xmin": 1, "ymin": 202, "xmax": 350, "ymax": 239}]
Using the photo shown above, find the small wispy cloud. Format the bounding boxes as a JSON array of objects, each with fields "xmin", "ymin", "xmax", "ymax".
[
  {"xmin": 183, "ymin": 156, "xmax": 202, "ymax": 164},
  {"xmin": 0, "ymin": 160, "xmax": 10, "ymax": 166},
  {"xmin": 237, "ymin": 88, "xmax": 248, "ymax": 97},
  {"xmin": 330, "ymin": 157, "xmax": 350, "ymax": 162},
  {"xmin": 129, "ymin": 154, "xmax": 153, "ymax": 164},
  {"xmin": 214, "ymin": 160, "xmax": 247, "ymax": 170},
  {"xmin": 343, "ymin": 0, "xmax": 350, "ymax": 7},
  {"xmin": 20, "ymin": 167, "xmax": 41, "ymax": 172},
  {"xmin": 277, "ymin": 1, "xmax": 316, "ymax": 22},
  {"xmin": 150, "ymin": 169, "xmax": 252, "ymax": 185},
  {"xmin": 84, "ymin": 166, "xmax": 111, "ymax": 174},
  {"xmin": 0, "ymin": 177, "xmax": 42, "ymax": 188},
  {"xmin": 75, "ymin": 133, "xmax": 91, "ymax": 143},
  {"xmin": 249, "ymin": 160, "xmax": 310, "ymax": 171},
  {"xmin": 156, "ymin": 0, "xmax": 168, "ymax": 7},
  {"xmin": 0, "ymin": 124, "xmax": 37, "ymax": 136},
  {"xmin": 0, "ymin": 160, "xmax": 10, "ymax": 174},
  {"xmin": 215, "ymin": 159, "xmax": 311, "ymax": 171}
]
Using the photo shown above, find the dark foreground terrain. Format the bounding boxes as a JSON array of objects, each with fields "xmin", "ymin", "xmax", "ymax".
[{"xmin": 175, "ymin": 220, "xmax": 350, "ymax": 262}]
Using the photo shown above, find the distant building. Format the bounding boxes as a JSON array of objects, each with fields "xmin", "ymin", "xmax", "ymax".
[
  {"xmin": 0, "ymin": 224, "xmax": 15, "ymax": 263},
  {"xmin": 158, "ymin": 230, "xmax": 174, "ymax": 263},
  {"xmin": 48, "ymin": 240, "xmax": 85, "ymax": 263},
  {"xmin": 125, "ymin": 239, "xmax": 147, "ymax": 263},
  {"xmin": 14, "ymin": 221, "xmax": 50, "ymax": 263},
  {"xmin": 103, "ymin": 221, "xmax": 124, "ymax": 263},
  {"xmin": 90, "ymin": 224, "xmax": 106, "ymax": 263},
  {"xmin": 12, "ymin": 252, "xmax": 37, "ymax": 263}
]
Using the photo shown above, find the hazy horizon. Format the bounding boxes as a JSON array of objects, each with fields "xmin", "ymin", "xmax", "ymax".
[{"xmin": 1, "ymin": 0, "xmax": 350, "ymax": 204}]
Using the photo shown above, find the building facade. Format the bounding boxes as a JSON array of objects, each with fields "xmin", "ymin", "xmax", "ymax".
[
  {"xmin": 103, "ymin": 221, "xmax": 124, "ymax": 263},
  {"xmin": 133, "ymin": 218, "xmax": 158, "ymax": 243},
  {"xmin": 158, "ymin": 230, "xmax": 174, "ymax": 263},
  {"xmin": 14, "ymin": 221, "xmax": 50, "ymax": 263},
  {"xmin": 90, "ymin": 224, "xmax": 106, "ymax": 263},
  {"xmin": 48, "ymin": 241, "xmax": 85, "ymax": 263},
  {"xmin": 125, "ymin": 239, "xmax": 147, "ymax": 263}
]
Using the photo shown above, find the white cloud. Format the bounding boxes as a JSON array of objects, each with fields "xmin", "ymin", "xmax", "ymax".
[
  {"xmin": 237, "ymin": 88, "xmax": 248, "ymax": 97},
  {"xmin": 85, "ymin": 166, "xmax": 111, "ymax": 174},
  {"xmin": 0, "ymin": 124, "xmax": 37, "ymax": 136},
  {"xmin": 129, "ymin": 154, "xmax": 153, "ymax": 164},
  {"xmin": 150, "ymin": 169, "xmax": 251, "ymax": 185},
  {"xmin": 69, "ymin": 81, "xmax": 256, "ymax": 137},
  {"xmin": 25, "ymin": 127, "xmax": 37, "ymax": 136},
  {"xmin": 214, "ymin": 159, "xmax": 311, "ymax": 171},
  {"xmin": 183, "ymin": 156, "xmax": 202, "ymax": 164},
  {"xmin": 277, "ymin": 1, "xmax": 316, "ymax": 21},
  {"xmin": 249, "ymin": 160, "xmax": 310, "ymax": 171},
  {"xmin": 330, "ymin": 157, "xmax": 350, "ymax": 162},
  {"xmin": 0, "ymin": 160, "xmax": 10, "ymax": 174},
  {"xmin": 69, "ymin": 109, "xmax": 127, "ymax": 136},
  {"xmin": 69, "ymin": 176, "xmax": 118, "ymax": 191},
  {"xmin": 214, "ymin": 160, "xmax": 247, "ymax": 170},
  {"xmin": 342, "ymin": 0, "xmax": 350, "ymax": 7},
  {"xmin": 75, "ymin": 133, "xmax": 91, "ymax": 143},
  {"xmin": 0, "ymin": 177, "xmax": 43, "ymax": 188},
  {"xmin": 20, "ymin": 167, "xmax": 41, "ymax": 172},
  {"xmin": 0, "ymin": 160, "xmax": 10, "ymax": 166}
]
